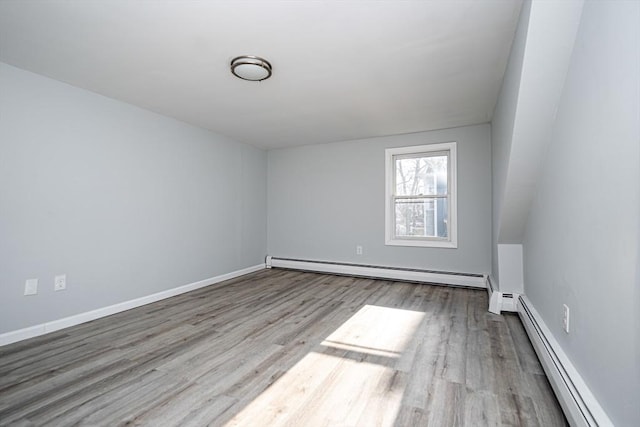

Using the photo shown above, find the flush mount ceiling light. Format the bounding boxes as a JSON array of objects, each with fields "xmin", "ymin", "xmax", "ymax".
[{"xmin": 230, "ymin": 55, "xmax": 272, "ymax": 81}]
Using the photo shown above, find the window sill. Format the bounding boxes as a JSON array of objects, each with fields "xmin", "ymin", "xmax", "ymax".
[{"xmin": 385, "ymin": 238, "xmax": 458, "ymax": 249}]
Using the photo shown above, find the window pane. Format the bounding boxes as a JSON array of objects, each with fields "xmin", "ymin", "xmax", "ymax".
[
  {"xmin": 394, "ymin": 197, "xmax": 448, "ymax": 238},
  {"xmin": 395, "ymin": 155, "xmax": 447, "ymax": 196}
]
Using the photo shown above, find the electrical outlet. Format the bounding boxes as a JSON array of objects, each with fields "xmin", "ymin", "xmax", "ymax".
[
  {"xmin": 356, "ymin": 245, "xmax": 363, "ymax": 255},
  {"xmin": 563, "ymin": 304, "xmax": 570, "ymax": 333},
  {"xmin": 24, "ymin": 279, "xmax": 38, "ymax": 295},
  {"xmin": 54, "ymin": 274, "xmax": 66, "ymax": 291}
]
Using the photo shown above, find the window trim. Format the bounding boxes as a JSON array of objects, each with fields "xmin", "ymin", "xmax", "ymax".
[{"xmin": 385, "ymin": 142, "xmax": 458, "ymax": 248}]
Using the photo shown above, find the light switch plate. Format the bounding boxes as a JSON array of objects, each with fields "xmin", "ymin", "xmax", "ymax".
[{"xmin": 24, "ymin": 279, "xmax": 38, "ymax": 295}]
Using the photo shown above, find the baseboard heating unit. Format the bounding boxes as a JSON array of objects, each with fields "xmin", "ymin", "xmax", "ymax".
[
  {"xmin": 266, "ymin": 256, "xmax": 486, "ymax": 289},
  {"xmin": 518, "ymin": 296, "xmax": 613, "ymax": 427}
]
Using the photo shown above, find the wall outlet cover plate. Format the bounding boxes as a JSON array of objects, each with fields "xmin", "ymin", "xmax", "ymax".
[{"xmin": 54, "ymin": 274, "xmax": 66, "ymax": 291}]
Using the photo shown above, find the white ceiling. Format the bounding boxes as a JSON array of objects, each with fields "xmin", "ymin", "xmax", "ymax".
[{"xmin": 0, "ymin": 1, "xmax": 522, "ymax": 149}]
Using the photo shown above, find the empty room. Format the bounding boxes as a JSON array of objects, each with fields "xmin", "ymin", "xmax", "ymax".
[{"xmin": 0, "ymin": 0, "xmax": 638, "ymax": 426}]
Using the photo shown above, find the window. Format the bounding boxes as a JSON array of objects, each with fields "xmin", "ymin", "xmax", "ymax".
[{"xmin": 385, "ymin": 142, "xmax": 457, "ymax": 248}]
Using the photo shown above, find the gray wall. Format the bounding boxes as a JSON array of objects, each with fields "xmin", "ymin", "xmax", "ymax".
[
  {"xmin": 491, "ymin": 0, "xmax": 531, "ymax": 286},
  {"xmin": 267, "ymin": 124, "xmax": 491, "ymax": 274},
  {"xmin": 521, "ymin": 1, "xmax": 639, "ymax": 425},
  {"xmin": 0, "ymin": 63, "xmax": 267, "ymax": 334}
]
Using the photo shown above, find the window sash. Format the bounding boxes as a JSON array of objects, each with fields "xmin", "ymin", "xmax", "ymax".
[
  {"xmin": 392, "ymin": 196, "xmax": 450, "ymax": 241},
  {"xmin": 392, "ymin": 151, "xmax": 450, "ymax": 240},
  {"xmin": 392, "ymin": 152, "xmax": 450, "ymax": 197},
  {"xmin": 393, "ymin": 150, "xmax": 449, "ymax": 161},
  {"xmin": 392, "ymin": 195, "xmax": 449, "ymax": 200}
]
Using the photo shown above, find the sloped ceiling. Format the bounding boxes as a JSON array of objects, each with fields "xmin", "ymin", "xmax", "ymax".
[
  {"xmin": 0, "ymin": 1, "xmax": 522, "ymax": 149},
  {"xmin": 497, "ymin": 0, "xmax": 583, "ymax": 245}
]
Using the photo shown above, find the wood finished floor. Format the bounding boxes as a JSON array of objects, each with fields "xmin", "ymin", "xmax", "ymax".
[{"xmin": 0, "ymin": 269, "xmax": 567, "ymax": 426}]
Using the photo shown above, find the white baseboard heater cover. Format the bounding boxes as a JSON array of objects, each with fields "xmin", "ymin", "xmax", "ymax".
[
  {"xmin": 485, "ymin": 276, "xmax": 519, "ymax": 314},
  {"xmin": 518, "ymin": 296, "xmax": 613, "ymax": 427},
  {"xmin": 266, "ymin": 256, "xmax": 486, "ymax": 289},
  {"xmin": 486, "ymin": 275, "xmax": 501, "ymax": 314}
]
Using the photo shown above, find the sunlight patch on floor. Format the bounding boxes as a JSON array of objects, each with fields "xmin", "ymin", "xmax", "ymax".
[
  {"xmin": 224, "ymin": 305, "xmax": 425, "ymax": 427},
  {"xmin": 321, "ymin": 305, "xmax": 425, "ymax": 357}
]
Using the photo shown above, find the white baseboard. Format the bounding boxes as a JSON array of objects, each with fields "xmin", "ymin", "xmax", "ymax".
[
  {"xmin": 0, "ymin": 263, "xmax": 265, "ymax": 347},
  {"xmin": 517, "ymin": 296, "xmax": 613, "ymax": 427},
  {"xmin": 266, "ymin": 256, "xmax": 486, "ymax": 288}
]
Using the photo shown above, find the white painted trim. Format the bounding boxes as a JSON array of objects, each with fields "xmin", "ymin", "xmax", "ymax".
[
  {"xmin": 269, "ymin": 257, "xmax": 485, "ymax": 288},
  {"xmin": 487, "ymin": 275, "xmax": 502, "ymax": 314},
  {"xmin": 0, "ymin": 264, "xmax": 265, "ymax": 347},
  {"xmin": 518, "ymin": 296, "xmax": 613, "ymax": 427},
  {"xmin": 497, "ymin": 244, "xmax": 524, "ymax": 294},
  {"xmin": 384, "ymin": 142, "xmax": 458, "ymax": 249}
]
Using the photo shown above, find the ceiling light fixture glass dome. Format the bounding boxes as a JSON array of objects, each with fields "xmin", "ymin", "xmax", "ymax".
[{"xmin": 230, "ymin": 55, "xmax": 272, "ymax": 81}]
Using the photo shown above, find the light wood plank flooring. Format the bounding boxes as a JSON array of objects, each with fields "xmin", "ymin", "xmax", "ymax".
[{"xmin": 0, "ymin": 269, "xmax": 566, "ymax": 426}]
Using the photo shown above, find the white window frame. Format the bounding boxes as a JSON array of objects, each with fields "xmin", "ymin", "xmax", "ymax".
[{"xmin": 385, "ymin": 142, "xmax": 458, "ymax": 248}]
